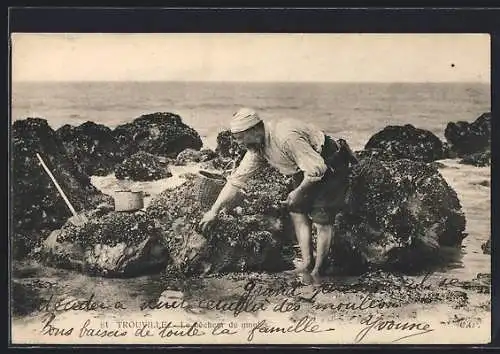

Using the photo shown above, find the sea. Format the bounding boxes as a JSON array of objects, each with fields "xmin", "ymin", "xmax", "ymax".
[
  {"xmin": 10, "ymin": 81, "xmax": 492, "ymax": 344},
  {"xmin": 11, "ymin": 81, "xmax": 490, "ymax": 151}
]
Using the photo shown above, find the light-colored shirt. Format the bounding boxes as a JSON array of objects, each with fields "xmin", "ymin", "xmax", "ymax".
[{"xmin": 226, "ymin": 119, "xmax": 327, "ymax": 190}]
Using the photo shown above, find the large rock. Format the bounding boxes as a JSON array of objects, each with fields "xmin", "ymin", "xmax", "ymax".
[
  {"xmin": 364, "ymin": 124, "xmax": 445, "ymax": 162},
  {"xmin": 12, "ymin": 118, "xmax": 112, "ymax": 258},
  {"xmin": 114, "ymin": 151, "xmax": 172, "ymax": 181},
  {"xmin": 113, "ymin": 112, "xmax": 202, "ymax": 158},
  {"xmin": 445, "ymin": 112, "xmax": 491, "ymax": 156},
  {"xmin": 146, "ymin": 165, "xmax": 294, "ymax": 276},
  {"xmin": 331, "ymin": 158, "xmax": 467, "ymax": 273},
  {"xmin": 38, "ymin": 208, "xmax": 169, "ymax": 277},
  {"xmin": 56, "ymin": 121, "xmax": 123, "ymax": 176}
]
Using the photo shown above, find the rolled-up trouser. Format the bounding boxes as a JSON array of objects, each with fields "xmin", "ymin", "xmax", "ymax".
[{"xmin": 288, "ymin": 135, "xmax": 350, "ymax": 225}]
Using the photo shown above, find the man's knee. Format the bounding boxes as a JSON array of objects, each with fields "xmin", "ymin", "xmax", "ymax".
[
  {"xmin": 289, "ymin": 211, "xmax": 310, "ymax": 223},
  {"xmin": 313, "ymin": 223, "xmax": 333, "ymax": 235}
]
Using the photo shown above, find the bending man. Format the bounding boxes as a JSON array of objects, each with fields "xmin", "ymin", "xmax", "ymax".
[{"xmin": 199, "ymin": 108, "xmax": 357, "ymax": 278}]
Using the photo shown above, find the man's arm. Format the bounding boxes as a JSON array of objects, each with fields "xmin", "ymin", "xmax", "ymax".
[
  {"xmin": 283, "ymin": 135, "xmax": 329, "ymax": 207},
  {"xmin": 199, "ymin": 150, "xmax": 263, "ymax": 232},
  {"xmin": 208, "ymin": 182, "xmax": 241, "ymax": 215}
]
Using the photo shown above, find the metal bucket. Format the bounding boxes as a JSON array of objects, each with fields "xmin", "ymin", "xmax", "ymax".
[
  {"xmin": 114, "ymin": 190, "xmax": 144, "ymax": 212},
  {"xmin": 197, "ymin": 170, "xmax": 226, "ymax": 210}
]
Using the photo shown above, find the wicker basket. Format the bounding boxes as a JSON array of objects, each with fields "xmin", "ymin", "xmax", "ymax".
[{"xmin": 197, "ymin": 170, "xmax": 226, "ymax": 210}]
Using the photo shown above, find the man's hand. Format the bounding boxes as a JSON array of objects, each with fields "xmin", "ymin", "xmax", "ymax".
[{"xmin": 198, "ymin": 209, "xmax": 218, "ymax": 233}]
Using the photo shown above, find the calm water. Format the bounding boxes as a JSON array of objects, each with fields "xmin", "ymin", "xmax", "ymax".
[{"xmin": 11, "ymin": 81, "xmax": 490, "ymax": 150}]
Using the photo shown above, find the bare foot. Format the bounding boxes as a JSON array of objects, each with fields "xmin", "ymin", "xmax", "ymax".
[
  {"xmin": 300, "ymin": 272, "xmax": 314, "ymax": 285},
  {"xmin": 310, "ymin": 269, "xmax": 322, "ymax": 285},
  {"xmin": 293, "ymin": 259, "xmax": 312, "ymax": 274}
]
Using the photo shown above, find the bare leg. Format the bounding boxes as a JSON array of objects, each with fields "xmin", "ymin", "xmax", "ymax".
[
  {"xmin": 311, "ymin": 223, "xmax": 333, "ymax": 277},
  {"xmin": 289, "ymin": 212, "xmax": 313, "ymax": 273}
]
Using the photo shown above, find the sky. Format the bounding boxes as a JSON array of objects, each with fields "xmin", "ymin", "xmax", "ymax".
[{"xmin": 11, "ymin": 33, "xmax": 490, "ymax": 83}]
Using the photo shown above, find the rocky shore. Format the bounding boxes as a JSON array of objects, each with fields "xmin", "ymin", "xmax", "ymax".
[{"xmin": 11, "ymin": 111, "xmax": 491, "ymax": 279}]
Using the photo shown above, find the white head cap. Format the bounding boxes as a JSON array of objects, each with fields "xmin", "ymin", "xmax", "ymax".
[{"xmin": 230, "ymin": 108, "xmax": 262, "ymax": 133}]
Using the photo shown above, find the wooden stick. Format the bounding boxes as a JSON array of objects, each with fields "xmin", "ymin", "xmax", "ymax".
[{"xmin": 36, "ymin": 153, "xmax": 78, "ymax": 216}]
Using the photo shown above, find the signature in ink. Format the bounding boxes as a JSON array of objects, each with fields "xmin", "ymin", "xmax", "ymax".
[{"xmin": 354, "ymin": 314, "xmax": 434, "ymax": 343}]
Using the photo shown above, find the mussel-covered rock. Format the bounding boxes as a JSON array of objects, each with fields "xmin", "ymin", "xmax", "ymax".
[
  {"xmin": 146, "ymin": 165, "xmax": 294, "ymax": 276},
  {"xmin": 331, "ymin": 158, "xmax": 467, "ymax": 273},
  {"xmin": 113, "ymin": 112, "xmax": 203, "ymax": 158},
  {"xmin": 175, "ymin": 148, "xmax": 217, "ymax": 165},
  {"xmin": 445, "ymin": 112, "xmax": 491, "ymax": 156},
  {"xmin": 354, "ymin": 148, "xmax": 398, "ymax": 162},
  {"xmin": 56, "ymin": 121, "xmax": 123, "ymax": 176},
  {"xmin": 459, "ymin": 150, "xmax": 491, "ymax": 167},
  {"xmin": 215, "ymin": 130, "xmax": 246, "ymax": 166},
  {"xmin": 38, "ymin": 209, "xmax": 169, "ymax": 277},
  {"xmin": 364, "ymin": 124, "xmax": 445, "ymax": 162},
  {"xmin": 114, "ymin": 151, "xmax": 172, "ymax": 181},
  {"xmin": 12, "ymin": 118, "xmax": 112, "ymax": 259}
]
